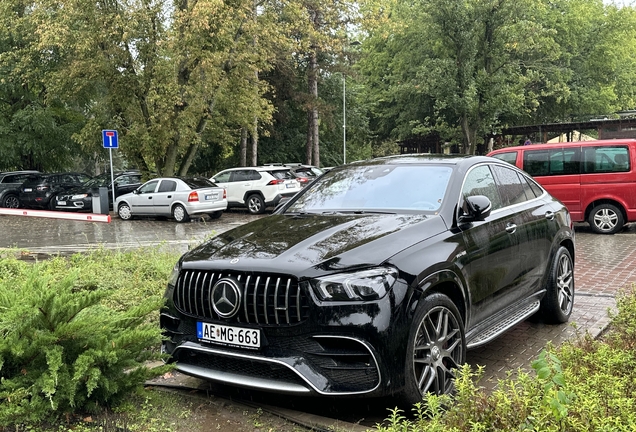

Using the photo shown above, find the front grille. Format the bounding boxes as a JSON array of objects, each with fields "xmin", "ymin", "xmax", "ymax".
[{"xmin": 173, "ymin": 270, "xmax": 309, "ymax": 326}]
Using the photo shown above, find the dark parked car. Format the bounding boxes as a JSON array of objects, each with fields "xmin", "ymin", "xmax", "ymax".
[
  {"xmin": 19, "ymin": 172, "xmax": 90, "ymax": 209},
  {"xmin": 52, "ymin": 170, "xmax": 142, "ymax": 212},
  {"xmin": 0, "ymin": 171, "xmax": 40, "ymax": 208},
  {"xmin": 161, "ymin": 154, "xmax": 575, "ymax": 406}
]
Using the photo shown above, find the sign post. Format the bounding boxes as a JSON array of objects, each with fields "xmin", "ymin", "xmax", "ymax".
[{"xmin": 102, "ymin": 130, "xmax": 119, "ymax": 209}]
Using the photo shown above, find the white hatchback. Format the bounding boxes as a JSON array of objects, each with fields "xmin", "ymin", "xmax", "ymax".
[
  {"xmin": 115, "ymin": 177, "xmax": 227, "ymax": 222},
  {"xmin": 210, "ymin": 167, "xmax": 302, "ymax": 214}
]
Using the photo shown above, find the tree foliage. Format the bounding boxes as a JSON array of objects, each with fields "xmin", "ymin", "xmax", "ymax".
[{"xmin": 358, "ymin": 0, "xmax": 636, "ymax": 154}]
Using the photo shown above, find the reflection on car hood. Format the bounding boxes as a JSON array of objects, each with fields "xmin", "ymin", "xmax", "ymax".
[{"xmin": 182, "ymin": 213, "xmax": 447, "ymax": 276}]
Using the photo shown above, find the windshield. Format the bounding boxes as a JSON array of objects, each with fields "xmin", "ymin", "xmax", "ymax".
[
  {"xmin": 84, "ymin": 174, "xmax": 110, "ymax": 187},
  {"xmin": 286, "ymin": 164, "xmax": 453, "ymax": 213}
]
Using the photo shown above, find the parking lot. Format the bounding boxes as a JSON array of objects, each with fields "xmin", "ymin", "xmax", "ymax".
[{"xmin": 1, "ymin": 211, "xmax": 635, "ymax": 428}]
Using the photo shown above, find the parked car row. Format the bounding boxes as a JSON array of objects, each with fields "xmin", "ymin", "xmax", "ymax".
[{"xmin": 1, "ymin": 163, "xmax": 327, "ymax": 221}]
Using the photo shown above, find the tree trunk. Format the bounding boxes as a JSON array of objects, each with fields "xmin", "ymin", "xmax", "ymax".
[
  {"xmin": 240, "ymin": 128, "xmax": 248, "ymax": 166},
  {"xmin": 306, "ymin": 111, "xmax": 313, "ymax": 165},
  {"xmin": 308, "ymin": 49, "xmax": 319, "ymax": 166},
  {"xmin": 251, "ymin": 116, "xmax": 258, "ymax": 166}
]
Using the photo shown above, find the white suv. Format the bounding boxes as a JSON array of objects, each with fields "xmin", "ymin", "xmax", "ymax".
[{"xmin": 210, "ymin": 166, "xmax": 302, "ymax": 214}]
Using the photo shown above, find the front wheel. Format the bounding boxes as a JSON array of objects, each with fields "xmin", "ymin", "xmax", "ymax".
[
  {"xmin": 118, "ymin": 203, "xmax": 132, "ymax": 220},
  {"xmin": 1, "ymin": 194, "xmax": 20, "ymax": 209},
  {"xmin": 246, "ymin": 194, "xmax": 265, "ymax": 214},
  {"xmin": 588, "ymin": 203, "xmax": 624, "ymax": 234},
  {"xmin": 399, "ymin": 293, "xmax": 466, "ymax": 407},
  {"xmin": 539, "ymin": 246, "xmax": 574, "ymax": 323},
  {"xmin": 172, "ymin": 204, "xmax": 190, "ymax": 223}
]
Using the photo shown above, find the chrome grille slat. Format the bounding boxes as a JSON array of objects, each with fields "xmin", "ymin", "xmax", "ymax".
[
  {"xmin": 173, "ymin": 270, "xmax": 307, "ymax": 326},
  {"xmin": 285, "ymin": 279, "xmax": 291, "ymax": 323},
  {"xmin": 243, "ymin": 275, "xmax": 251, "ymax": 322},
  {"xmin": 264, "ymin": 276, "xmax": 271, "ymax": 324},
  {"xmin": 191, "ymin": 272, "xmax": 202, "ymax": 317},
  {"xmin": 253, "ymin": 276, "xmax": 261, "ymax": 324}
]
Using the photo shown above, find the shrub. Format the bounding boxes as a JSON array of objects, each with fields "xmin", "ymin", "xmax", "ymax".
[{"xmin": 0, "ymin": 249, "xmax": 176, "ymax": 427}]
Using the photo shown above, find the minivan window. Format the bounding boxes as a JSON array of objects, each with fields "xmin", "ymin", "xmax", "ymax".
[
  {"xmin": 523, "ymin": 148, "xmax": 580, "ymax": 176},
  {"xmin": 491, "ymin": 152, "xmax": 518, "ymax": 165},
  {"xmin": 582, "ymin": 146, "xmax": 630, "ymax": 173}
]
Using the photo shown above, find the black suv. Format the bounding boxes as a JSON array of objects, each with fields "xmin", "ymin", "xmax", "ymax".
[
  {"xmin": 0, "ymin": 171, "xmax": 40, "ymax": 208},
  {"xmin": 161, "ymin": 154, "xmax": 575, "ymax": 405},
  {"xmin": 19, "ymin": 172, "xmax": 90, "ymax": 209},
  {"xmin": 53, "ymin": 171, "xmax": 142, "ymax": 212}
]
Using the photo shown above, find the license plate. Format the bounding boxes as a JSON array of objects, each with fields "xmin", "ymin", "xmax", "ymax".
[
  {"xmin": 205, "ymin": 193, "xmax": 218, "ymax": 201},
  {"xmin": 286, "ymin": 183, "xmax": 294, "ymax": 188},
  {"xmin": 197, "ymin": 322, "xmax": 260, "ymax": 348},
  {"xmin": 24, "ymin": 188, "xmax": 32, "ymax": 192},
  {"xmin": 57, "ymin": 201, "xmax": 66, "ymax": 205}
]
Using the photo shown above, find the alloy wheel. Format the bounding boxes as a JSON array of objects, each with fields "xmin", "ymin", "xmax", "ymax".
[
  {"xmin": 592, "ymin": 208, "xmax": 618, "ymax": 232},
  {"xmin": 556, "ymin": 252, "xmax": 574, "ymax": 315},
  {"xmin": 412, "ymin": 305, "xmax": 464, "ymax": 396}
]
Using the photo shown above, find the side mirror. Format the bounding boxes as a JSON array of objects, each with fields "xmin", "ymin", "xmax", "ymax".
[
  {"xmin": 459, "ymin": 195, "xmax": 492, "ymax": 223},
  {"xmin": 133, "ymin": 189, "xmax": 139, "ymax": 195}
]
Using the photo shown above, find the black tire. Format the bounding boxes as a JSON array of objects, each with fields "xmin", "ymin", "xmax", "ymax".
[
  {"xmin": 118, "ymin": 203, "xmax": 133, "ymax": 220},
  {"xmin": 588, "ymin": 203, "xmax": 624, "ymax": 234},
  {"xmin": 246, "ymin": 194, "xmax": 265, "ymax": 214},
  {"xmin": 48, "ymin": 196, "xmax": 57, "ymax": 210},
  {"xmin": 539, "ymin": 246, "xmax": 574, "ymax": 323},
  {"xmin": 172, "ymin": 204, "xmax": 190, "ymax": 223},
  {"xmin": 1, "ymin": 194, "xmax": 20, "ymax": 209},
  {"xmin": 399, "ymin": 293, "xmax": 466, "ymax": 407},
  {"xmin": 208, "ymin": 211, "xmax": 223, "ymax": 220}
]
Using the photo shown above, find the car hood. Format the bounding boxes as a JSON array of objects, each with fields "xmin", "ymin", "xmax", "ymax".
[{"xmin": 181, "ymin": 213, "xmax": 448, "ymax": 277}]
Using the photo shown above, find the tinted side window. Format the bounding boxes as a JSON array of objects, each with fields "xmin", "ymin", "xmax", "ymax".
[
  {"xmin": 491, "ymin": 165, "xmax": 527, "ymax": 206},
  {"xmin": 518, "ymin": 172, "xmax": 542, "ymax": 199},
  {"xmin": 523, "ymin": 148, "xmax": 580, "ymax": 176},
  {"xmin": 491, "ymin": 152, "xmax": 518, "ymax": 165},
  {"xmin": 582, "ymin": 146, "xmax": 630, "ymax": 173},
  {"xmin": 158, "ymin": 180, "xmax": 177, "ymax": 192},
  {"xmin": 462, "ymin": 165, "xmax": 503, "ymax": 210}
]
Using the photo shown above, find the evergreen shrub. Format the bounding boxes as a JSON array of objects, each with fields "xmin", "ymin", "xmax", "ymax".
[{"xmin": 0, "ymin": 248, "xmax": 178, "ymax": 427}]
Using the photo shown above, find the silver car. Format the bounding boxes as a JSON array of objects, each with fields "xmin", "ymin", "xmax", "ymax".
[{"xmin": 115, "ymin": 177, "xmax": 227, "ymax": 222}]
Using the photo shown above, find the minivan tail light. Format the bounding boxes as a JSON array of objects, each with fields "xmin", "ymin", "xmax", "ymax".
[
  {"xmin": 266, "ymin": 179, "xmax": 284, "ymax": 185},
  {"xmin": 188, "ymin": 191, "xmax": 198, "ymax": 202},
  {"xmin": 223, "ymin": 189, "xmax": 227, "ymax": 199}
]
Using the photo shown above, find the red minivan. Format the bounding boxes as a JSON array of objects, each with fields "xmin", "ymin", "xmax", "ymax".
[{"xmin": 488, "ymin": 139, "xmax": 636, "ymax": 234}]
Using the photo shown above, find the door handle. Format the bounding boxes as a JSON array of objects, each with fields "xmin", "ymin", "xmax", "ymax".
[
  {"xmin": 148, "ymin": 196, "xmax": 152, "ymax": 200},
  {"xmin": 505, "ymin": 223, "xmax": 517, "ymax": 234},
  {"xmin": 167, "ymin": 195, "xmax": 172, "ymax": 198},
  {"xmin": 545, "ymin": 211, "xmax": 555, "ymax": 220}
]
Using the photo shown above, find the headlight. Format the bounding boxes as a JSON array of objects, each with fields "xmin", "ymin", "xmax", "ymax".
[
  {"xmin": 167, "ymin": 261, "xmax": 180, "ymax": 287},
  {"xmin": 309, "ymin": 267, "xmax": 398, "ymax": 301},
  {"xmin": 71, "ymin": 194, "xmax": 88, "ymax": 199}
]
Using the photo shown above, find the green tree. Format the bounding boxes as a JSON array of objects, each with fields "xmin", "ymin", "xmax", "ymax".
[
  {"xmin": 359, "ymin": 0, "xmax": 571, "ymax": 153},
  {"xmin": 0, "ymin": 0, "xmax": 87, "ymax": 171}
]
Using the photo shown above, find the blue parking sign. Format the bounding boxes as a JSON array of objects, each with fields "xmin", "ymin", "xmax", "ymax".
[{"xmin": 102, "ymin": 130, "xmax": 119, "ymax": 148}]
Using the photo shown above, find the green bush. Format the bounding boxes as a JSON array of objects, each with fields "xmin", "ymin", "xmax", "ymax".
[
  {"xmin": 0, "ymin": 248, "xmax": 178, "ymax": 427},
  {"xmin": 376, "ymin": 285, "xmax": 636, "ymax": 431}
]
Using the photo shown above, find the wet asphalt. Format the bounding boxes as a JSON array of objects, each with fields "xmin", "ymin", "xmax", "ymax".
[{"xmin": 2, "ymin": 210, "xmax": 636, "ymax": 430}]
